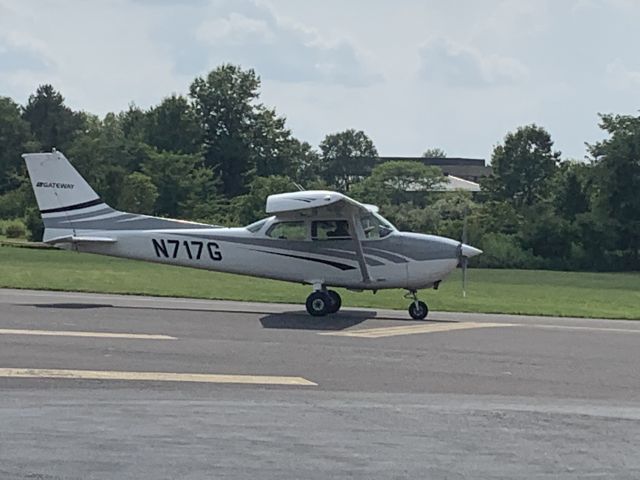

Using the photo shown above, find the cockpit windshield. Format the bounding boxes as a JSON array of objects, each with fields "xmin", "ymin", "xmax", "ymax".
[
  {"xmin": 360, "ymin": 212, "xmax": 396, "ymax": 239},
  {"xmin": 245, "ymin": 218, "xmax": 268, "ymax": 233}
]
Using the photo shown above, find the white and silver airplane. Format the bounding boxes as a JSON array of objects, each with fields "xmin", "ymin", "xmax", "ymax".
[{"xmin": 23, "ymin": 151, "xmax": 482, "ymax": 319}]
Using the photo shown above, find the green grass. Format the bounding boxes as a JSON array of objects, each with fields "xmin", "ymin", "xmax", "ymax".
[{"xmin": 1, "ymin": 245, "xmax": 639, "ymax": 319}]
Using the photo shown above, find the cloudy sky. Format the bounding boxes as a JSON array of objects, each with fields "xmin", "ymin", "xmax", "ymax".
[{"xmin": 1, "ymin": 0, "xmax": 639, "ymax": 161}]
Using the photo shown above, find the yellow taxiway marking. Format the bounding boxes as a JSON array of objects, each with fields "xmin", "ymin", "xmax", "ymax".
[
  {"xmin": 320, "ymin": 322, "xmax": 513, "ymax": 338},
  {"xmin": 0, "ymin": 368, "xmax": 317, "ymax": 386},
  {"xmin": 0, "ymin": 328, "xmax": 175, "ymax": 340}
]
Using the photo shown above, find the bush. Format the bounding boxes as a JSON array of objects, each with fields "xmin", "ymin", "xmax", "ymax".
[
  {"xmin": 475, "ymin": 232, "xmax": 542, "ymax": 269},
  {"xmin": 24, "ymin": 208, "xmax": 44, "ymax": 241},
  {"xmin": 2, "ymin": 219, "xmax": 27, "ymax": 239}
]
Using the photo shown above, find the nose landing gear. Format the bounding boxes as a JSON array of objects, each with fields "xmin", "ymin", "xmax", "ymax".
[
  {"xmin": 305, "ymin": 289, "xmax": 342, "ymax": 316},
  {"xmin": 405, "ymin": 290, "xmax": 429, "ymax": 320}
]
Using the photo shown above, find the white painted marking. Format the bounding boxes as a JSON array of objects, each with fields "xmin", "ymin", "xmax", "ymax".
[
  {"xmin": 524, "ymin": 324, "xmax": 640, "ymax": 334},
  {"xmin": 0, "ymin": 368, "xmax": 317, "ymax": 386},
  {"xmin": 0, "ymin": 328, "xmax": 175, "ymax": 340},
  {"xmin": 320, "ymin": 322, "xmax": 512, "ymax": 338}
]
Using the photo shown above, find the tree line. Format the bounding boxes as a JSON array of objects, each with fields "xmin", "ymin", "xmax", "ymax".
[{"xmin": 0, "ymin": 64, "xmax": 638, "ymax": 271}]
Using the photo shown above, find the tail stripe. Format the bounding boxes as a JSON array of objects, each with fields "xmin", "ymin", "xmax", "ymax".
[{"xmin": 41, "ymin": 198, "xmax": 104, "ymax": 214}]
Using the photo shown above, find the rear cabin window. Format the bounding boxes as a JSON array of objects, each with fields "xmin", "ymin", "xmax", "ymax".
[
  {"xmin": 266, "ymin": 221, "xmax": 306, "ymax": 240},
  {"xmin": 312, "ymin": 220, "xmax": 351, "ymax": 240}
]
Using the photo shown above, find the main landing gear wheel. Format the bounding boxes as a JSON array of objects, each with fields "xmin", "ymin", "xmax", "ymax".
[
  {"xmin": 408, "ymin": 300, "xmax": 429, "ymax": 320},
  {"xmin": 306, "ymin": 291, "xmax": 330, "ymax": 316},
  {"xmin": 326, "ymin": 290, "xmax": 342, "ymax": 314}
]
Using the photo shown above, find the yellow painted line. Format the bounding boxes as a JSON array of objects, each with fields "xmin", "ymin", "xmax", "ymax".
[
  {"xmin": 320, "ymin": 322, "xmax": 513, "ymax": 338},
  {"xmin": 0, "ymin": 368, "xmax": 317, "ymax": 386},
  {"xmin": 0, "ymin": 328, "xmax": 175, "ymax": 340}
]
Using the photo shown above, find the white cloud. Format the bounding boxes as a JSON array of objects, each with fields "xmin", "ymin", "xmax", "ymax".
[
  {"xmin": 196, "ymin": 13, "xmax": 273, "ymax": 45},
  {"xmin": 605, "ymin": 59, "xmax": 640, "ymax": 90},
  {"xmin": 187, "ymin": 0, "xmax": 381, "ymax": 87},
  {"xmin": 418, "ymin": 38, "xmax": 528, "ymax": 87}
]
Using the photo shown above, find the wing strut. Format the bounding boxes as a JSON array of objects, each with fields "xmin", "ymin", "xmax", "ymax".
[{"xmin": 348, "ymin": 214, "xmax": 371, "ymax": 284}]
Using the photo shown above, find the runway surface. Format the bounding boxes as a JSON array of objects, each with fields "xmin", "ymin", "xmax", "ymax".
[{"xmin": 0, "ymin": 288, "xmax": 639, "ymax": 479}]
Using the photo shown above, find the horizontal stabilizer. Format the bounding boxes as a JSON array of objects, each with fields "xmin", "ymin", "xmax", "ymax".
[{"xmin": 45, "ymin": 235, "xmax": 117, "ymax": 245}]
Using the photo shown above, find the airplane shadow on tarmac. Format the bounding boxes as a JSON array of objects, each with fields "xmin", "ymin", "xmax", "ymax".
[
  {"xmin": 24, "ymin": 302, "xmax": 374, "ymax": 331},
  {"xmin": 26, "ymin": 303, "xmax": 114, "ymax": 309},
  {"xmin": 23, "ymin": 303, "xmax": 455, "ymax": 331},
  {"xmin": 259, "ymin": 310, "xmax": 375, "ymax": 331}
]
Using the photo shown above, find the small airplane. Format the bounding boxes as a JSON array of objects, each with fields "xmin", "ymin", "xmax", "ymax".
[{"xmin": 23, "ymin": 151, "xmax": 482, "ymax": 319}]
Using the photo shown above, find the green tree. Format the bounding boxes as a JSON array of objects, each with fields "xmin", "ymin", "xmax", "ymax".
[
  {"xmin": 429, "ymin": 191, "xmax": 479, "ymax": 241},
  {"xmin": 22, "ymin": 85, "xmax": 84, "ymax": 151},
  {"xmin": 67, "ymin": 113, "xmax": 147, "ymax": 205},
  {"xmin": 553, "ymin": 161, "xmax": 592, "ymax": 221},
  {"xmin": 190, "ymin": 65, "xmax": 260, "ymax": 197},
  {"xmin": 484, "ymin": 124, "xmax": 560, "ymax": 208},
  {"xmin": 231, "ymin": 175, "xmax": 297, "ymax": 225},
  {"xmin": 319, "ymin": 129, "xmax": 378, "ymax": 191},
  {"xmin": 588, "ymin": 113, "xmax": 640, "ymax": 267},
  {"xmin": 422, "ymin": 147, "xmax": 447, "ymax": 158},
  {"xmin": 251, "ymin": 106, "xmax": 297, "ymax": 178},
  {"xmin": 519, "ymin": 203, "xmax": 575, "ymax": 261},
  {"xmin": 379, "ymin": 203, "xmax": 440, "ymax": 234},
  {"xmin": 289, "ymin": 140, "xmax": 322, "ymax": 186},
  {"xmin": 190, "ymin": 65, "xmax": 299, "ymax": 198},
  {"xmin": 145, "ymin": 95, "xmax": 202, "ymax": 154},
  {"xmin": 141, "ymin": 150, "xmax": 217, "ymax": 218},
  {"xmin": 119, "ymin": 105, "xmax": 148, "ymax": 142},
  {"xmin": 0, "ymin": 97, "xmax": 35, "ymax": 194},
  {"xmin": 117, "ymin": 172, "xmax": 158, "ymax": 214},
  {"xmin": 351, "ymin": 160, "xmax": 444, "ymax": 205}
]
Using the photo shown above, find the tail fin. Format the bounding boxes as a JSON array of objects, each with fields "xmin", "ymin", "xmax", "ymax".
[
  {"xmin": 23, "ymin": 151, "xmax": 109, "ymax": 215},
  {"xmin": 23, "ymin": 150, "xmax": 213, "ymax": 243},
  {"xmin": 23, "ymin": 151, "xmax": 116, "ymax": 242}
]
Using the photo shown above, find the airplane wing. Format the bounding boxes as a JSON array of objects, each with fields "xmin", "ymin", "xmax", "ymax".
[
  {"xmin": 266, "ymin": 191, "xmax": 379, "ymax": 283},
  {"xmin": 266, "ymin": 190, "xmax": 378, "ymax": 215}
]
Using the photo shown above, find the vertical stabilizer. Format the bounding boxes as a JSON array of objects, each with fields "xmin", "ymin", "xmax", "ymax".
[
  {"xmin": 23, "ymin": 151, "xmax": 106, "ymax": 213},
  {"xmin": 23, "ymin": 151, "xmax": 115, "ymax": 242}
]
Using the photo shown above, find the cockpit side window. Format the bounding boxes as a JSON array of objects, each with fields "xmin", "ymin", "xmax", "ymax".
[
  {"xmin": 312, "ymin": 220, "xmax": 351, "ymax": 240},
  {"xmin": 361, "ymin": 213, "xmax": 394, "ymax": 239},
  {"xmin": 266, "ymin": 221, "xmax": 306, "ymax": 240}
]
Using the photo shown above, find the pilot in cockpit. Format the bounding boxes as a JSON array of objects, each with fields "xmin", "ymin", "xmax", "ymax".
[{"xmin": 327, "ymin": 221, "xmax": 350, "ymax": 238}]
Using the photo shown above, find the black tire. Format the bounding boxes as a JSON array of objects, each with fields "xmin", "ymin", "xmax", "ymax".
[
  {"xmin": 326, "ymin": 290, "xmax": 342, "ymax": 314},
  {"xmin": 306, "ymin": 291, "xmax": 330, "ymax": 317},
  {"xmin": 408, "ymin": 300, "xmax": 428, "ymax": 320}
]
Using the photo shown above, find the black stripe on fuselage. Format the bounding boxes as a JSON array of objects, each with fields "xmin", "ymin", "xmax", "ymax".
[
  {"xmin": 41, "ymin": 198, "xmax": 105, "ymax": 214},
  {"xmin": 250, "ymin": 249, "xmax": 357, "ymax": 271}
]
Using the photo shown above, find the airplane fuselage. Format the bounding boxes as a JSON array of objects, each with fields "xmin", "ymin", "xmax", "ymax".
[{"xmin": 62, "ymin": 225, "xmax": 460, "ymax": 291}]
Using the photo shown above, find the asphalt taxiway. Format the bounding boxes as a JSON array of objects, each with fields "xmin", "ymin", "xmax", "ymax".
[{"xmin": 0, "ymin": 288, "xmax": 639, "ymax": 479}]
